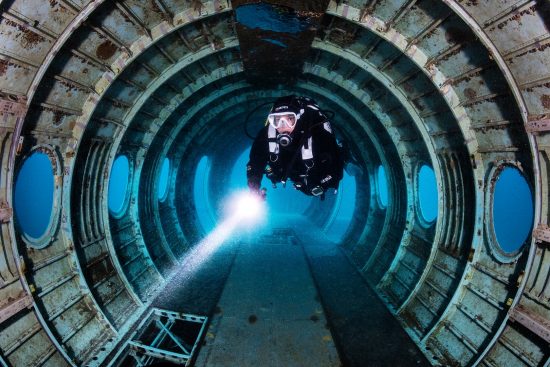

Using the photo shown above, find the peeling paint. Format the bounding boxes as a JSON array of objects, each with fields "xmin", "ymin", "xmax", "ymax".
[{"xmin": 541, "ymin": 94, "xmax": 550, "ymax": 109}]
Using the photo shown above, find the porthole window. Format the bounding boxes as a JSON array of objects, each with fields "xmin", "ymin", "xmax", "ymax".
[
  {"xmin": 491, "ymin": 166, "xmax": 533, "ymax": 258},
  {"xmin": 158, "ymin": 158, "xmax": 170, "ymax": 201},
  {"xmin": 194, "ymin": 156, "xmax": 215, "ymax": 232},
  {"xmin": 108, "ymin": 155, "xmax": 130, "ymax": 216},
  {"xmin": 377, "ymin": 165, "xmax": 388, "ymax": 208},
  {"xmin": 14, "ymin": 150, "xmax": 58, "ymax": 247},
  {"xmin": 418, "ymin": 164, "xmax": 438, "ymax": 224}
]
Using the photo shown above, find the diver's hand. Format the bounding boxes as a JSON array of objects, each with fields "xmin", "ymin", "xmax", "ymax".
[
  {"xmin": 248, "ymin": 180, "xmax": 267, "ymax": 201},
  {"xmin": 247, "ymin": 178, "xmax": 260, "ymax": 194}
]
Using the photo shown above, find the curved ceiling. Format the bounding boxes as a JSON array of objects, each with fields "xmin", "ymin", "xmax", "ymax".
[{"xmin": 0, "ymin": 1, "xmax": 549, "ymax": 366}]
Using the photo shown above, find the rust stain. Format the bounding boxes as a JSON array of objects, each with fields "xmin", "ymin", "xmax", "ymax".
[
  {"xmin": 541, "ymin": 95, "xmax": 550, "ymax": 109},
  {"xmin": 464, "ymin": 88, "xmax": 477, "ymax": 100},
  {"xmin": 5, "ymin": 19, "xmax": 46, "ymax": 48},
  {"xmin": 53, "ymin": 110, "xmax": 65, "ymax": 125},
  {"xmin": 150, "ymin": 0, "xmax": 171, "ymax": 23},
  {"xmin": 495, "ymin": 5, "xmax": 537, "ymax": 30},
  {"xmin": 0, "ymin": 59, "xmax": 8, "ymax": 76},
  {"xmin": 96, "ymin": 40, "xmax": 117, "ymax": 60}
]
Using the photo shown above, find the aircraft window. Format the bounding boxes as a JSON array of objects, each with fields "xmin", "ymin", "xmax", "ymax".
[
  {"xmin": 194, "ymin": 156, "xmax": 215, "ymax": 232},
  {"xmin": 14, "ymin": 151, "xmax": 55, "ymax": 244},
  {"xmin": 108, "ymin": 155, "xmax": 130, "ymax": 216},
  {"xmin": 377, "ymin": 165, "xmax": 388, "ymax": 208},
  {"xmin": 492, "ymin": 166, "xmax": 533, "ymax": 256},
  {"xmin": 418, "ymin": 164, "xmax": 437, "ymax": 224},
  {"xmin": 158, "ymin": 158, "xmax": 170, "ymax": 201}
]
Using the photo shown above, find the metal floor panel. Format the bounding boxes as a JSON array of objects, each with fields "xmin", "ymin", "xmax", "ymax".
[
  {"xmin": 296, "ymin": 222, "xmax": 431, "ymax": 367},
  {"xmin": 151, "ymin": 215, "xmax": 431, "ymax": 367},
  {"xmin": 195, "ymin": 229, "xmax": 340, "ymax": 367}
]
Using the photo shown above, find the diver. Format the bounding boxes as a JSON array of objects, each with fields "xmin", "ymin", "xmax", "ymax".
[{"xmin": 246, "ymin": 95, "xmax": 344, "ymax": 200}]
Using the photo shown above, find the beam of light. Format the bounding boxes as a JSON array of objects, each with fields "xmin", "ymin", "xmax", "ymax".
[{"xmin": 157, "ymin": 190, "xmax": 267, "ymax": 297}]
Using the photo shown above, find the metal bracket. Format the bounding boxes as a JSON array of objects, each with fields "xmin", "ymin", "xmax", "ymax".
[
  {"xmin": 509, "ymin": 305, "xmax": 550, "ymax": 343},
  {"xmin": 0, "ymin": 294, "xmax": 33, "ymax": 324},
  {"xmin": 115, "ymin": 308, "xmax": 208, "ymax": 366},
  {"xmin": 0, "ymin": 96, "xmax": 27, "ymax": 117},
  {"xmin": 533, "ymin": 224, "xmax": 550, "ymax": 243},
  {"xmin": 0, "ymin": 207, "xmax": 12, "ymax": 223},
  {"xmin": 526, "ymin": 118, "xmax": 550, "ymax": 133}
]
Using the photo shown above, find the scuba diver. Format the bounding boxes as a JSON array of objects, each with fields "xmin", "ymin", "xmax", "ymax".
[{"xmin": 247, "ymin": 95, "xmax": 344, "ymax": 200}]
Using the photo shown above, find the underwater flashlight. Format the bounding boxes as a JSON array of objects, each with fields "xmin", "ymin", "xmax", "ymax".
[{"xmin": 231, "ymin": 191, "xmax": 266, "ymax": 224}]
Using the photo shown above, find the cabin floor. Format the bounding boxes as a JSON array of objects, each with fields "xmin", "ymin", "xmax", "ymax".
[{"xmin": 153, "ymin": 216, "xmax": 430, "ymax": 367}]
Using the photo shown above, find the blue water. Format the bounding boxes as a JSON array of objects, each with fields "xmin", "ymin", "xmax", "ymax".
[
  {"xmin": 16, "ymin": 145, "xmax": 534, "ymax": 256},
  {"xmin": 378, "ymin": 165, "xmax": 388, "ymax": 207},
  {"xmin": 325, "ymin": 170, "xmax": 356, "ymax": 242},
  {"xmin": 493, "ymin": 167, "xmax": 533, "ymax": 253},
  {"xmin": 235, "ymin": 3, "xmax": 309, "ymax": 34},
  {"xmin": 158, "ymin": 158, "xmax": 170, "ymax": 200},
  {"xmin": 108, "ymin": 155, "xmax": 129, "ymax": 214},
  {"xmin": 14, "ymin": 152, "xmax": 54, "ymax": 238},
  {"xmin": 418, "ymin": 165, "xmax": 437, "ymax": 223}
]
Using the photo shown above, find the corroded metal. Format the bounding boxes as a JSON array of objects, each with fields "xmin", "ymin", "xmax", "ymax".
[{"xmin": 0, "ymin": 0, "xmax": 549, "ymax": 366}]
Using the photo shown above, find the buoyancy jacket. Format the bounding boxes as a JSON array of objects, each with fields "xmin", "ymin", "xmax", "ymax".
[{"xmin": 246, "ymin": 97, "xmax": 343, "ymax": 196}]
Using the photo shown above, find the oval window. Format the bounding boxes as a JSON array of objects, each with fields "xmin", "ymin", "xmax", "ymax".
[
  {"xmin": 418, "ymin": 165, "xmax": 438, "ymax": 223},
  {"xmin": 14, "ymin": 152, "xmax": 55, "ymax": 240},
  {"xmin": 377, "ymin": 165, "xmax": 388, "ymax": 208},
  {"xmin": 158, "ymin": 158, "xmax": 170, "ymax": 201},
  {"xmin": 108, "ymin": 155, "xmax": 130, "ymax": 215},
  {"xmin": 194, "ymin": 156, "xmax": 215, "ymax": 232},
  {"xmin": 493, "ymin": 167, "xmax": 533, "ymax": 254}
]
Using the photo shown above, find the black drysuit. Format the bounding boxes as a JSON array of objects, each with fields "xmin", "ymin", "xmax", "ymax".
[{"xmin": 246, "ymin": 101, "xmax": 343, "ymax": 197}]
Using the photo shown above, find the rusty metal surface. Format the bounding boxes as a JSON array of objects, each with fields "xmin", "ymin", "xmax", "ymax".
[{"xmin": 0, "ymin": 0, "xmax": 549, "ymax": 366}]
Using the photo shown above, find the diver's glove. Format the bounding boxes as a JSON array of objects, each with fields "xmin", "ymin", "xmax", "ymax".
[
  {"xmin": 247, "ymin": 176, "xmax": 260, "ymax": 193},
  {"xmin": 247, "ymin": 178, "xmax": 267, "ymax": 201}
]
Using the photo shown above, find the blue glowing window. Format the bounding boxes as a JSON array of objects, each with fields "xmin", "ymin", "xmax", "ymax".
[
  {"xmin": 108, "ymin": 155, "xmax": 130, "ymax": 215},
  {"xmin": 418, "ymin": 165, "xmax": 437, "ymax": 223},
  {"xmin": 158, "ymin": 158, "xmax": 170, "ymax": 201},
  {"xmin": 493, "ymin": 167, "xmax": 533, "ymax": 253},
  {"xmin": 194, "ymin": 156, "xmax": 215, "ymax": 232},
  {"xmin": 377, "ymin": 165, "xmax": 388, "ymax": 208},
  {"xmin": 14, "ymin": 152, "xmax": 54, "ymax": 239}
]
